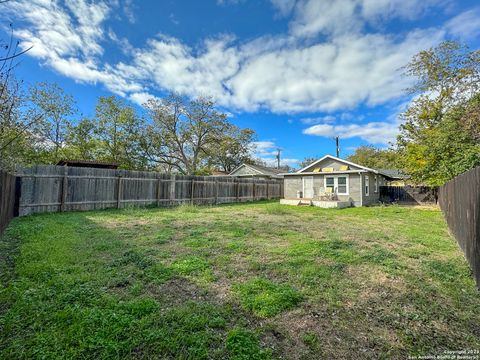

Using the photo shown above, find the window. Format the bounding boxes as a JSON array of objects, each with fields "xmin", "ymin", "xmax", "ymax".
[
  {"xmin": 374, "ymin": 176, "xmax": 378, "ymax": 193},
  {"xmin": 324, "ymin": 175, "xmax": 349, "ymax": 195},
  {"xmin": 325, "ymin": 177, "xmax": 335, "ymax": 193},
  {"xmin": 365, "ymin": 175, "xmax": 369, "ymax": 196},
  {"xmin": 338, "ymin": 176, "xmax": 347, "ymax": 194}
]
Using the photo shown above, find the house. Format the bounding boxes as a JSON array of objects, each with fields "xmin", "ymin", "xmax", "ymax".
[
  {"xmin": 229, "ymin": 163, "xmax": 284, "ymax": 180},
  {"xmin": 211, "ymin": 170, "xmax": 230, "ymax": 176},
  {"xmin": 280, "ymin": 155, "xmax": 397, "ymax": 208}
]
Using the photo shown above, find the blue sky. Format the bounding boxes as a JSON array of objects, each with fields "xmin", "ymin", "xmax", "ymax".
[{"xmin": 2, "ymin": 0, "xmax": 480, "ymax": 166}]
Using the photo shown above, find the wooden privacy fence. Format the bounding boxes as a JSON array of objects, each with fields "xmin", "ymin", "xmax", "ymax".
[
  {"xmin": 17, "ymin": 165, "xmax": 283, "ymax": 216},
  {"xmin": 380, "ymin": 186, "xmax": 438, "ymax": 204},
  {"xmin": 438, "ymin": 167, "xmax": 480, "ymax": 288},
  {"xmin": 0, "ymin": 170, "xmax": 19, "ymax": 236}
]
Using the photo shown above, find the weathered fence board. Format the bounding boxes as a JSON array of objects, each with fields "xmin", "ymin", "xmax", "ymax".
[
  {"xmin": 17, "ymin": 166, "xmax": 283, "ymax": 216},
  {"xmin": 0, "ymin": 170, "xmax": 19, "ymax": 236},
  {"xmin": 380, "ymin": 186, "xmax": 438, "ymax": 204},
  {"xmin": 438, "ymin": 167, "xmax": 480, "ymax": 288}
]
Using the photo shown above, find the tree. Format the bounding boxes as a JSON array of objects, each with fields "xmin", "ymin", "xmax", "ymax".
[
  {"xmin": 207, "ymin": 126, "xmax": 255, "ymax": 172},
  {"xmin": 142, "ymin": 93, "xmax": 229, "ymax": 175},
  {"xmin": 29, "ymin": 82, "xmax": 76, "ymax": 162},
  {"xmin": 346, "ymin": 146, "xmax": 399, "ymax": 169},
  {"xmin": 397, "ymin": 41, "xmax": 480, "ymax": 185},
  {"xmin": 299, "ymin": 157, "xmax": 318, "ymax": 169},
  {"xmin": 94, "ymin": 96, "xmax": 144, "ymax": 169},
  {"xmin": 0, "ymin": 22, "xmax": 35, "ymax": 170},
  {"xmin": 66, "ymin": 118, "xmax": 100, "ymax": 160}
]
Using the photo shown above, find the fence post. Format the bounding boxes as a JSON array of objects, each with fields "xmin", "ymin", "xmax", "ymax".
[
  {"xmin": 191, "ymin": 179, "xmax": 195, "ymax": 205},
  {"xmin": 60, "ymin": 166, "xmax": 68, "ymax": 212},
  {"xmin": 266, "ymin": 182, "xmax": 269, "ymax": 200},
  {"xmin": 156, "ymin": 177, "xmax": 161, "ymax": 207},
  {"xmin": 236, "ymin": 178, "xmax": 240, "ymax": 202},
  {"xmin": 252, "ymin": 180, "xmax": 256, "ymax": 201},
  {"xmin": 170, "ymin": 174, "xmax": 176, "ymax": 205},
  {"xmin": 215, "ymin": 179, "xmax": 218, "ymax": 205},
  {"xmin": 117, "ymin": 175, "xmax": 123, "ymax": 209}
]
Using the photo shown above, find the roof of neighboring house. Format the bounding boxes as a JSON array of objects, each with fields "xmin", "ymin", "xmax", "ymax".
[
  {"xmin": 229, "ymin": 163, "xmax": 285, "ymax": 178},
  {"xmin": 376, "ymin": 169, "xmax": 408, "ymax": 180},
  {"xmin": 211, "ymin": 170, "xmax": 230, "ymax": 176},
  {"xmin": 57, "ymin": 160, "xmax": 119, "ymax": 169}
]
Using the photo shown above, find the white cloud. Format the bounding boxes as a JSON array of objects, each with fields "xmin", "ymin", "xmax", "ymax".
[
  {"xmin": 3, "ymin": 0, "xmax": 477, "ymax": 117},
  {"xmin": 303, "ymin": 121, "xmax": 399, "ymax": 144},
  {"xmin": 300, "ymin": 115, "xmax": 336, "ymax": 125},
  {"xmin": 251, "ymin": 141, "xmax": 278, "ymax": 156},
  {"xmin": 250, "ymin": 141, "xmax": 300, "ymax": 167},
  {"xmin": 270, "ymin": 0, "xmax": 297, "ymax": 17},
  {"xmin": 123, "ymin": 0, "xmax": 137, "ymax": 24},
  {"xmin": 446, "ymin": 8, "xmax": 480, "ymax": 40},
  {"xmin": 289, "ymin": 0, "xmax": 450, "ymax": 37}
]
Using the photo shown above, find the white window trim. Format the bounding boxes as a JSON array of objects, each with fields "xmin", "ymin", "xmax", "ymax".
[
  {"xmin": 324, "ymin": 174, "xmax": 349, "ymax": 195},
  {"xmin": 365, "ymin": 175, "xmax": 369, "ymax": 196},
  {"xmin": 374, "ymin": 175, "xmax": 378, "ymax": 193}
]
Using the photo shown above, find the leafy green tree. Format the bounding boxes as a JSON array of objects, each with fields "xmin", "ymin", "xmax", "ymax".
[
  {"xmin": 66, "ymin": 118, "xmax": 100, "ymax": 160},
  {"xmin": 397, "ymin": 41, "xmax": 480, "ymax": 185},
  {"xmin": 94, "ymin": 96, "xmax": 144, "ymax": 169},
  {"xmin": 0, "ymin": 24, "xmax": 36, "ymax": 170},
  {"xmin": 29, "ymin": 82, "xmax": 76, "ymax": 163},
  {"xmin": 346, "ymin": 146, "xmax": 399, "ymax": 169},
  {"xmin": 142, "ymin": 93, "xmax": 229, "ymax": 175},
  {"xmin": 298, "ymin": 157, "xmax": 318, "ymax": 170},
  {"xmin": 207, "ymin": 126, "xmax": 255, "ymax": 173}
]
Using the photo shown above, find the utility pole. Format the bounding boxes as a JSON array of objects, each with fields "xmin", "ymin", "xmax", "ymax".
[
  {"xmin": 335, "ymin": 136, "xmax": 340, "ymax": 158},
  {"xmin": 276, "ymin": 149, "xmax": 281, "ymax": 169}
]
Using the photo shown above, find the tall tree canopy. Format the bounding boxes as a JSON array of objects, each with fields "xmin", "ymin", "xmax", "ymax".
[
  {"xmin": 397, "ymin": 41, "xmax": 480, "ymax": 185},
  {"xmin": 29, "ymin": 82, "xmax": 76, "ymax": 163},
  {"xmin": 346, "ymin": 146, "xmax": 399, "ymax": 170},
  {"xmin": 142, "ymin": 93, "xmax": 231, "ymax": 175},
  {"xmin": 207, "ymin": 126, "xmax": 255, "ymax": 173},
  {"xmin": 94, "ymin": 96, "xmax": 144, "ymax": 170}
]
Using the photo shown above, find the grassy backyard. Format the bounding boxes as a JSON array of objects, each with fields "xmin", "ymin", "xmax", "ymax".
[{"xmin": 0, "ymin": 201, "xmax": 479, "ymax": 359}]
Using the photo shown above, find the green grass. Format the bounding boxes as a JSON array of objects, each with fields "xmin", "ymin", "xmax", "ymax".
[
  {"xmin": 0, "ymin": 202, "xmax": 479, "ymax": 359},
  {"xmin": 233, "ymin": 278, "xmax": 302, "ymax": 317}
]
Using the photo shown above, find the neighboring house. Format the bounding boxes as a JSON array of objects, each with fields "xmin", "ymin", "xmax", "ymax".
[
  {"xmin": 377, "ymin": 169, "xmax": 408, "ymax": 186},
  {"xmin": 211, "ymin": 170, "xmax": 230, "ymax": 176},
  {"xmin": 281, "ymin": 155, "xmax": 398, "ymax": 207},
  {"xmin": 229, "ymin": 163, "xmax": 284, "ymax": 179}
]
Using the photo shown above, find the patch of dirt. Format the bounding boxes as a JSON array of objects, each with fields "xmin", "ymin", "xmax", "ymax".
[{"xmin": 146, "ymin": 277, "xmax": 211, "ymax": 307}]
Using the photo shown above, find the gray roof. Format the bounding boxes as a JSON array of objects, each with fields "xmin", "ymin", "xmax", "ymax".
[
  {"xmin": 230, "ymin": 163, "xmax": 286, "ymax": 177},
  {"xmin": 376, "ymin": 169, "xmax": 408, "ymax": 179},
  {"xmin": 245, "ymin": 163, "xmax": 286, "ymax": 176}
]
